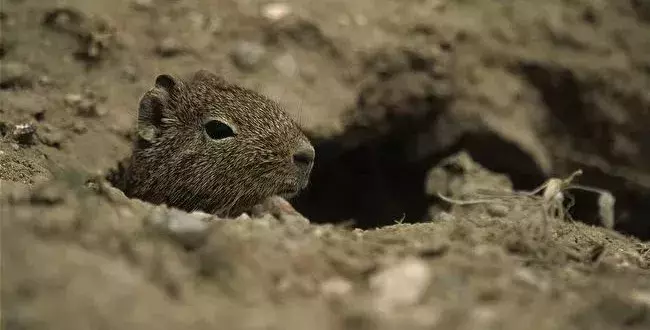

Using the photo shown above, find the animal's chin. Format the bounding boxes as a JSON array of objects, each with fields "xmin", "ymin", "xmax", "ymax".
[
  {"xmin": 277, "ymin": 188, "xmax": 300, "ymax": 199},
  {"xmin": 277, "ymin": 175, "xmax": 310, "ymax": 199}
]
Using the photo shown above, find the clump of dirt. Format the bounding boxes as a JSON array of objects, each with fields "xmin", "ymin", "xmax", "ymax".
[
  {"xmin": 2, "ymin": 0, "xmax": 650, "ymax": 328},
  {"xmin": 2, "ymin": 155, "xmax": 650, "ymax": 330}
]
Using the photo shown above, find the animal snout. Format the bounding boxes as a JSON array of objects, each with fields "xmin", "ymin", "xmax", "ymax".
[{"xmin": 292, "ymin": 140, "xmax": 315, "ymax": 174}]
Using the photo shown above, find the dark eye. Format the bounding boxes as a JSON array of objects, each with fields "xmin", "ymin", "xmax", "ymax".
[{"xmin": 204, "ymin": 120, "xmax": 235, "ymax": 140}]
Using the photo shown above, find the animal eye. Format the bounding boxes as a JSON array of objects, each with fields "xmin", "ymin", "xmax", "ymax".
[{"xmin": 204, "ymin": 120, "xmax": 235, "ymax": 140}]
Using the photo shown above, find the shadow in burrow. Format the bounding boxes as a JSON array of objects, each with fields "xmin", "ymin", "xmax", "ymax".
[
  {"xmin": 291, "ymin": 57, "xmax": 650, "ymax": 239},
  {"xmin": 292, "ymin": 123, "xmax": 550, "ymax": 230},
  {"xmin": 294, "ymin": 118, "xmax": 650, "ymax": 240}
]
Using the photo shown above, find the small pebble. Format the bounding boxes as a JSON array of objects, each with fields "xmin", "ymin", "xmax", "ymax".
[
  {"xmin": 631, "ymin": 291, "xmax": 650, "ymax": 308},
  {"xmin": 512, "ymin": 267, "xmax": 548, "ymax": 291},
  {"xmin": 0, "ymin": 61, "xmax": 33, "ymax": 89},
  {"xmin": 65, "ymin": 93, "xmax": 106, "ymax": 117},
  {"xmin": 155, "ymin": 37, "xmax": 185, "ymax": 57},
  {"xmin": 486, "ymin": 203, "xmax": 509, "ymax": 217},
  {"xmin": 321, "ymin": 277, "xmax": 353, "ymax": 298},
  {"xmin": 433, "ymin": 211, "xmax": 454, "ymax": 222},
  {"xmin": 64, "ymin": 93, "xmax": 83, "ymax": 106},
  {"xmin": 261, "ymin": 3, "xmax": 292, "ymax": 21},
  {"xmin": 231, "ymin": 41, "xmax": 266, "ymax": 71},
  {"xmin": 370, "ymin": 257, "xmax": 431, "ymax": 313},
  {"xmin": 37, "ymin": 124, "xmax": 65, "ymax": 148},
  {"xmin": 122, "ymin": 65, "xmax": 138, "ymax": 82},
  {"xmin": 234, "ymin": 213, "xmax": 251, "ymax": 221},
  {"xmin": 70, "ymin": 120, "xmax": 87, "ymax": 134},
  {"xmin": 167, "ymin": 209, "xmax": 213, "ymax": 248},
  {"xmin": 147, "ymin": 206, "xmax": 213, "ymax": 249},
  {"xmin": 99, "ymin": 182, "xmax": 129, "ymax": 204},
  {"xmin": 10, "ymin": 123, "xmax": 37, "ymax": 145},
  {"xmin": 38, "ymin": 75, "xmax": 53, "ymax": 86},
  {"xmin": 31, "ymin": 182, "xmax": 68, "ymax": 204},
  {"xmin": 79, "ymin": 99, "xmax": 106, "ymax": 117}
]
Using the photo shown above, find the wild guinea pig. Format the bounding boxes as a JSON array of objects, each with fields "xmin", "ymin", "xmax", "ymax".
[{"xmin": 122, "ymin": 70, "xmax": 315, "ymax": 217}]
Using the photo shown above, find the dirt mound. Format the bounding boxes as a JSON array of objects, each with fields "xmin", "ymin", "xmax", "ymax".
[{"xmin": 3, "ymin": 158, "xmax": 650, "ymax": 329}]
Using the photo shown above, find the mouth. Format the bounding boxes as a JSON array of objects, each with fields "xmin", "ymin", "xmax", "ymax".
[
  {"xmin": 277, "ymin": 174, "xmax": 311, "ymax": 199},
  {"xmin": 277, "ymin": 189, "xmax": 299, "ymax": 199}
]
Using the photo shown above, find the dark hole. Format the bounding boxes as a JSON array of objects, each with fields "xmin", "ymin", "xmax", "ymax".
[
  {"xmin": 33, "ymin": 111, "xmax": 45, "ymax": 122},
  {"xmin": 293, "ymin": 130, "xmax": 547, "ymax": 229}
]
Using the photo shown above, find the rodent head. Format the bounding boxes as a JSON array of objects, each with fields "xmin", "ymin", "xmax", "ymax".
[{"xmin": 126, "ymin": 70, "xmax": 315, "ymax": 216}]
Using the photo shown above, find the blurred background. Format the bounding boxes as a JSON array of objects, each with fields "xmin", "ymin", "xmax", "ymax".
[{"xmin": 2, "ymin": 0, "xmax": 649, "ymax": 238}]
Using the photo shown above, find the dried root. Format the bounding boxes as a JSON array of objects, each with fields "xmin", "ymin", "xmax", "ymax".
[{"xmin": 438, "ymin": 169, "xmax": 617, "ymax": 232}]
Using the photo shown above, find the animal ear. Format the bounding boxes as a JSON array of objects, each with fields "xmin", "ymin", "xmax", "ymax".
[
  {"xmin": 136, "ymin": 74, "xmax": 180, "ymax": 144},
  {"xmin": 155, "ymin": 74, "xmax": 177, "ymax": 91}
]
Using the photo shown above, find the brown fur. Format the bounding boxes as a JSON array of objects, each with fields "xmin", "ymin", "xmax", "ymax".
[{"xmin": 122, "ymin": 70, "xmax": 314, "ymax": 217}]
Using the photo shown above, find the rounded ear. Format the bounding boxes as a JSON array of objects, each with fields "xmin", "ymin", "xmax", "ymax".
[
  {"xmin": 155, "ymin": 74, "xmax": 177, "ymax": 91},
  {"xmin": 136, "ymin": 74, "xmax": 180, "ymax": 145}
]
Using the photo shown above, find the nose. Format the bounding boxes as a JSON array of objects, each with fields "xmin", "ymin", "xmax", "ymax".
[{"xmin": 292, "ymin": 140, "xmax": 315, "ymax": 171}]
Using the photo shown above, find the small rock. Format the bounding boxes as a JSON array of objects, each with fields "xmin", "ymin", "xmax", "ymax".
[
  {"xmin": 37, "ymin": 124, "xmax": 65, "ymax": 148},
  {"xmin": 98, "ymin": 181, "xmax": 129, "ymax": 204},
  {"xmin": 31, "ymin": 182, "xmax": 68, "ymax": 204},
  {"xmin": 147, "ymin": 206, "xmax": 213, "ymax": 249},
  {"xmin": 70, "ymin": 120, "xmax": 87, "ymax": 134},
  {"xmin": 370, "ymin": 257, "xmax": 431, "ymax": 313},
  {"xmin": 64, "ymin": 93, "xmax": 83, "ymax": 106},
  {"xmin": 79, "ymin": 99, "xmax": 106, "ymax": 117},
  {"xmin": 231, "ymin": 41, "xmax": 266, "ymax": 71},
  {"xmin": 261, "ymin": 3, "xmax": 292, "ymax": 21},
  {"xmin": 155, "ymin": 37, "xmax": 185, "ymax": 57},
  {"xmin": 630, "ymin": 291, "xmax": 650, "ymax": 308},
  {"xmin": 273, "ymin": 53, "xmax": 298, "ymax": 77},
  {"xmin": 512, "ymin": 267, "xmax": 548, "ymax": 291},
  {"xmin": 10, "ymin": 123, "xmax": 37, "ymax": 145},
  {"xmin": 321, "ymin": 277, "xmax": 353, "ymax": 298},
  {"xmin": 167, "ymin": 209, "xmax": 213, "ymax": 248},
  {"xmin": 122, "ymin": 65, "xmax": 138, "ymax": 82},
  {"xmin": 65, "ymin": 93, "xmax": 106, "ymax": 117},
  {"xmin": 0, "ymin": 61, "xmax": 33, "ymax": 89},
  {"xmin": 234, "ymin": 213, "xmax": 251, "ymax": 221},
  {"xmin": 486, "ymin": 203, "xmax": 509, "ymax": 217},
  {"xmin": 433, "ymin": 211, "xmax": 454, "ymax": 222},
  {"xmin": 38, "ymin": 75, "xmax": 53, "ymax": 86}
]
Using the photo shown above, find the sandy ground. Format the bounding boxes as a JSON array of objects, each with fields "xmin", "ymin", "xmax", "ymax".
[{"xmin": 2, "ymin": 0, "xmax": 650, "ymax": 329}]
